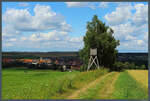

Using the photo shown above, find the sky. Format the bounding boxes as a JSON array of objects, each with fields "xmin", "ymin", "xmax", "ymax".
[{"xmin": 2, "ymin": 2, "xmax": 148, "ymax": 52}]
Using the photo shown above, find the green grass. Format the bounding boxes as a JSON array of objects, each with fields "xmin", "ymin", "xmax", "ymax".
[
  {"xmin": 112, "ymin": 71, "xmax": 148, "ymax": 99},
  {"xmin": 3, "ymin": 68, "xmax": 147, "ymax": 99},
  {"xmin": 79, "ymin": 72, "xmax": 117, "ymax": 99},
  {"xmin": 2, "ymin": 67, "xmax": 79, "ymax": 99},
  {"xmin": 2, "ymin": 67, "xmax": 108, "ymax": 99}
]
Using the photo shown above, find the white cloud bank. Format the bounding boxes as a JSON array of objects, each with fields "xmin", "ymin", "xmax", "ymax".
[
  {"xmin": 3, "ymin": 4, "xmax": 72, "ymax": 34},
  {"xmin": 2, "ymin": 4, "xmax": 83, "ymax": 51},
  {"xmin": 65, "ymin": 2, "xmax": 110, "ymax": 9},
  {"xmin": 18, "ymin": 2, "xmax": 29, "ymax": 7},
  {"xmin": 99, "ymin": 2, "xmax": 109, "ymax": 8},
  {"xmin": 104, "ymin": 3, "xmax": 148, "ymax": 52},
  {"xmin": 65, "ymin": 2, "xmax": 96, "ymax": 9},
  {"xmin": 2, "ymin": 3, "xmax": 148, "ymax": 52}
]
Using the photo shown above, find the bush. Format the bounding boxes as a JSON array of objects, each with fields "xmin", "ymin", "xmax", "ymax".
[
  {"xmin": 129, "ymin": 62, "xmax": 135, "ymax": 69},
  {"xmin": 113, "ymin": 62, "xmax": 125, "ymax": 71},
  {"xmin": 28, "ymin": 64, "xmax": 36, "ymax": 69},
  {"xmin": 141, "ymin": 65, "xmax": 146, "ymax": 70},
  {"xmin": 112, "ymin": 61, "xmax": 147, "ymax": 71}
]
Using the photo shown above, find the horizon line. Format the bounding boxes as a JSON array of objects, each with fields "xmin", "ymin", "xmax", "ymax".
[{"xmin": 2, "ymin": 51, "xmax": 148, "ymax": 53}]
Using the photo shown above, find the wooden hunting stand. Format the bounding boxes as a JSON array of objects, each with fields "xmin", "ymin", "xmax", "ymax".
[{"xmin": 87, "ymin": 48, "xmax": 100, "ymax": 71}]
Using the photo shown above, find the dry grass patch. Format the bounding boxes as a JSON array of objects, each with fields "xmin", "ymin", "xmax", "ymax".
[{"xmin": 127, "ymin": 70, "xmax": 148, "ymax": 88}]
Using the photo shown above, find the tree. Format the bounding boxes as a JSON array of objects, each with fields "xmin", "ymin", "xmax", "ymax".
[
  {"xmin": 141, "ymin": 65, "xmax": 146, "ymax": 70},
  {"xmin": 79, "ymin": 15, "xmax": 120, "ymax": 71}
]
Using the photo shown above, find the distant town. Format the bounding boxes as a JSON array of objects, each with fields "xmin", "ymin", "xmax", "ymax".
[{"xmin": 2, "ymin": 52, "xmax": 148, "ymax": 71}]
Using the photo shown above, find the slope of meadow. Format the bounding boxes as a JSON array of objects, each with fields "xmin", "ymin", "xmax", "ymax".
[
  {"xmin": 2, "ymin": 68, "xmax": 148, "ymax": 99},
  {"xmin": 2, "ymin": 67, "xmax": 108, "ymax": 99}
]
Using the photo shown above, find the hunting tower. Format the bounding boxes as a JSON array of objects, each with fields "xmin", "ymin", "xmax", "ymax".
[{"xmin": 87, "ymin": 48, "xmax": 100, "ymax": 71}]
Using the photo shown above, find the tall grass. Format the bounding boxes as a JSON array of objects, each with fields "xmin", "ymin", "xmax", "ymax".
[
  {"xmin": 112, "ymin": 71, "xmax": 148, "ymax": 99},
  {"xmin": 48, "ymin": 68, "xmax": 109, "ymax": 99},
  {"xmin": 2, "ymin": 68, "xmax": 108, "ymax": 99},
  {"xmin": 70, "ymin": 68, "xmax": 109, "ymax": 89},
  {"xmin": 127, "ymin": 70, "xmax": 148, "ymax": 88}
]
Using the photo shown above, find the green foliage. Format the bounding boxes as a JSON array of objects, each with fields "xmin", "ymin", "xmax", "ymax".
[
  {"xmin": 113, "ymin": 62, "xmax": 146, "ymax": 70},
  {"xmin": 113, "ymin": 62, "xmax": 125, "ymax": 71},
  {"xmin": 129, "ymin": 63, "xmax": 135, "ymax": 69},
  {"xmin": 79, "ymin": 15, "xmax": 120, "ymax": 71},
  {"xmin": 141, "ymin": 65, "xmax": 146, "ymax": 70},
  {"xmin": 112, "ymin": 71, "xmax": 148, "ymax": 99}
]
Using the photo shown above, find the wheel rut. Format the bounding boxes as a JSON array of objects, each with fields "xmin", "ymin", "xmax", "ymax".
[
  {"xmin": 67, "ymin": 72, "xmax": 114, "ymax": 99},
  {"xmin": 97, "ymin": 72, "xmax": 120, "ymax": 99}
]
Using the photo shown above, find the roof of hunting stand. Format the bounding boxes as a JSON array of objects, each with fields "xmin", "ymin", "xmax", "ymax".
[{"xmin": 90, "ymin": 48, "xmax": 97, "ymax": 56}]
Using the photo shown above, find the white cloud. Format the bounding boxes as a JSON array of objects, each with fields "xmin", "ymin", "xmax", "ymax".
[
  {"xmin": 2, "ymin": 4, "xmax": 72, "ymax": 37},
  {"xmin": 99, "ymin": 2, "xmax": 109, "ymax": 8},
  {"xmin": 112, "ymin": 22, "xmax": 148, "ymax": 51},
  {"xmin": 104, "ymin": 4, "xmax": 133, "ymax": 26},
  {"xmin": 2, "ymin": 4, "xmax": 83, "ymax": 51},
  {"xmin": 105, "ymin": 3, "xmax": 148, "ymax": 26},
  {"xmin": 142, "ymin": 32, "xmax": 148, "ymax": 46},
  {"xmin": 119, "ymin": 38, "xmax": 147, "ymax": 52},
  {"xmin": 137, "ymin": 40, "xmax": 144, "ymax": 46},
  {"xmin": 69, "ymin": 36, "xmax": 83, "ymax": 43},
  {"xmin": 65, "ymin": 2, "xmax": 110, "ymax": 9},
  {"xmin": 2, "ymin": 32, "xmax": 84, "ymax": 51},
  {"xmin": 111, "ymin": 22, "xmax": 143, "ymax": 41},
  {"xmin": 19, "ymin": 2, "xmax": 29, "ymax": 7},
  {"xmin": 125, "ymin": 35, "xmax": 137, "ymax": 41},
  {"xmin": 4, "ymin": 43, "xmax": 14, "ymax": 47},
  {"xmin": 65, "ymin": 2, "xmax": 95, "ymax": 9},
  {"xmin": 106, "ymin": 3, "xmax": 148, "ymax": 52},
  {"xmin": 8, "ymin": 38, "xmax": 17, "ymax": 42},
  {"xmin": 3, "ymin": 3, "xmax": 148, "ymax": 52},
  {"xmin": 132, "ymin": 4, "xmax": 148, "ymax": 26},
  {"xmin": 20, "ymin": 37, "xmax": 27, "ymax": 41},
  {"xmin": 28, "ymin": 30, "xmax": 68, "ymax": 42}
]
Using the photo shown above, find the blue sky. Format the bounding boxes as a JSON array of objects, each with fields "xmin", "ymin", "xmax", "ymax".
[{"xmin": 2, "ymin": 2, "xmax": 148, "ymax": 52}]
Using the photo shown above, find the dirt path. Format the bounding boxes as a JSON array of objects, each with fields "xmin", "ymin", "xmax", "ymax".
[
  {"xmin": 67, "ymin": 72, "xmax": 114, "ymax": 99},
  {"xmin": 97, "ymin": 72, "xmax": 120, "ymax": 99}
]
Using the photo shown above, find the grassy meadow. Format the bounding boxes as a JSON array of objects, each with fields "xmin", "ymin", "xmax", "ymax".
[
  {"xmin": 2, "ymin": 67, "xmax": 148, "ymax": 99},
  {"xmin": 112, "ymin": 71, "xmax": 148, "ymax": 99},
  {"xmin": 2, "ymin": 67, "xmax": 108, "ymax": 99}
]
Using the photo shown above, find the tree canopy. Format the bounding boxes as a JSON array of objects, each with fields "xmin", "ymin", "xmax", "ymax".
[{"xmin": 79, "ymin": 15, "xmax": 120, "ymax": 71}]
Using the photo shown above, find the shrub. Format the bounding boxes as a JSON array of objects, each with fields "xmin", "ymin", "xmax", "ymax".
[
  {"xmin": 141, "ymin": 65, "xmax": 146, "ymax": 70},
  {"xmin": 113, "ymin": 62, "xmax": 125, "ymax": 71},
  {"xmin": 129, "ymin": 62, "xmax": 135, "ymax": 69},
  {"xmin": 113, "ymin": 61, "xmax": 146, "ymax": 70}
]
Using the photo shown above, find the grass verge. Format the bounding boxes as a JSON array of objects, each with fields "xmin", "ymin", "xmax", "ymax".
[{"xmin": 112, "ymin": 71, "xmax": 148, "ymax": 99}]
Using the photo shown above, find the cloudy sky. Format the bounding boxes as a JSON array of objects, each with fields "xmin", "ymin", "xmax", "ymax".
[{"xmin": 2, "ymin": 2, "xmax": 148, "ymax": 52}]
